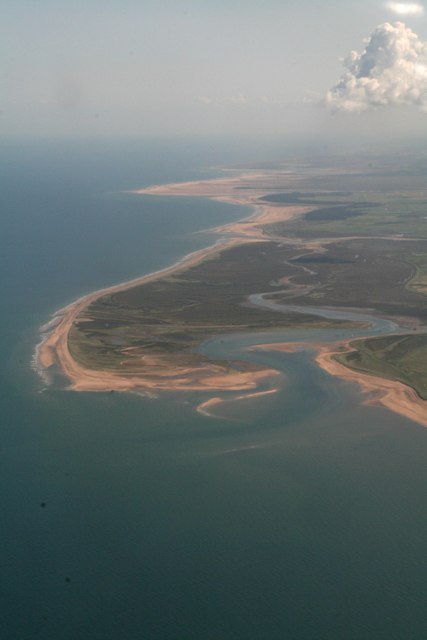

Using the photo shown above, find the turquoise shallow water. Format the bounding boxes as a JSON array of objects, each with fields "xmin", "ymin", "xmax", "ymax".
[{"xmin": 1, "ymin": 139, "xmax": 426, "ymax": 640}]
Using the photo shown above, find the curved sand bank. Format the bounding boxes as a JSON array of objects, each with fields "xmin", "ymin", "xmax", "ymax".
[
  {"xmin": 132, "ymin": 174, "xmax": 313, "ymax": 240},
  {"xmin": 253, "ymin": 342, "xmax": 427, "ymax": 428},
  {"xmin": 315, "ymin": 343, "xmax": 427, "ymax": 428},
  {"xmin": 197, "ymin": 388, "xmax": 279, "ymax": 418}
]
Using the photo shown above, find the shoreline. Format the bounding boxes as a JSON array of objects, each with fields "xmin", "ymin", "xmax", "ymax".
[
  {"xmin": 36, "ymin": 171, "xmax": 427, "ymax": 427},
  {"xmin": 37, "ymin": 236, "xmax": 274, "ymax": 392},
  {"xmin": 315, "ymin": 342, "xmax": 427, "ymax": 428}
]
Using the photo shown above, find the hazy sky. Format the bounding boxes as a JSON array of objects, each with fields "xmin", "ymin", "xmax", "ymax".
[{"xmin": 3, "ymin": 0, "xmax": 427, "ymax": 140}]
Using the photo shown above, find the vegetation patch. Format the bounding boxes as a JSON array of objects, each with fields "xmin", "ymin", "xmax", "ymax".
[
  {"xmin": 336, "ymin": 334, "xmax": 427, "ymax": 400},
  {"xmin": 68, "ymin": 242, "xmax": 359, "ymax": 373}
]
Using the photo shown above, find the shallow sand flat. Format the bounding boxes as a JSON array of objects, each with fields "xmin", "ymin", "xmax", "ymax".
[
  {"xmin": 68, "ymin": 366, "xmax": 280, "ymax": 394},
  {"xmin": 197, "ymin": 388, "xmax": 279, "ymax": 418},
  {"xmin": 250, "ymin": 342, "xmax": 309, "ymax": 354}
]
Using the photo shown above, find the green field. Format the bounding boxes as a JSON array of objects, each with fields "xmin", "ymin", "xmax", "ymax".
[
  {"xmin": 69, "ymin": 242, "xmax": 359, "ymax": 373},
  {"xmin": 265, "ymin": 238, "xmax": 427, "ymax": 321},
  {"xmin": 263, "ymin": 191, "xmax": 427, "ymax": 239}
]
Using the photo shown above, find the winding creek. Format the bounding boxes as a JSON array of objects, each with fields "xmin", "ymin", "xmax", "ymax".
[
  {"xmin": 196, "ymin": 292, "xmax": 426, "ymax": 421},
  {"xmin": 199, "ymin": 295, "xmax": 404, "ymax": 361}
]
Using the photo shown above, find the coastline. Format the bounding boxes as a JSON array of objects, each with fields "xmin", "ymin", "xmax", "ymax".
[
  {"xmin": 37, "ymin": 236, "xmax": 277, "ymax": 393},
  {"xmin": 37, "ymin": 172, "xmax": 294, "ymax": 394},
  {"xmin": 36, "ymin": 171, "xmax": 427, "ymax": 427}
]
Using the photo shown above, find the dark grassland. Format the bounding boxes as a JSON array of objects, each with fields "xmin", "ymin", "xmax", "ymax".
[
  {"xmin": 263, "ymin": 192, "xmax": 427, "ymax": 239},
  {"xmin": 69, "ymin": 243, "xmax": 357, "ymax": 372},
  {"xmin": 267, "ymin": 238, "xmax": 427, "ymax": 321}
]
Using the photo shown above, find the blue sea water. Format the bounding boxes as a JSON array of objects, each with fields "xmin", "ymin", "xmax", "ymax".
[{"xmin": 0, "ymin": 138, "xmax": 426, "ymax": 640}]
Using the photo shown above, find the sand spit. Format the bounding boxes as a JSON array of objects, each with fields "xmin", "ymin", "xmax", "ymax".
[
  {"xmin": 315, "ymin": 343, "xmax": 427, "ymax": 428},
  {"xmin": 131, "ymin": 171, "xmax": 294, "ymax": 204},
  {"xmin": 197, "ymin": 388, "xmax": 279, "ymax": 418},
  {"xmin": 253, "ymin": 341, "xmax": 427, "ymax": 428},
  {"xmin": 133, "ymin": 174, "xmax": 314, "ymax": 242}
]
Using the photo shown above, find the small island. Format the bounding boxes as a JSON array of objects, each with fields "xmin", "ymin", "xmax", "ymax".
[{"xmin": 37, "ymin": 157, "xmax": 427, "ymax": 426}]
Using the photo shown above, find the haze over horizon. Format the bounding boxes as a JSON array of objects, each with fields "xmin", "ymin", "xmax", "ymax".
[{"xmin": 3, "ymin": 1, "xmax": 427, "ymax": 149}]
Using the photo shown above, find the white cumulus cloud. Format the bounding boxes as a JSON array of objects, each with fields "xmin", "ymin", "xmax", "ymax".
[
  {"xmin": 326, "ymin": 21, "xmax": 427, "ymax": 112},
  {"xmin": 385, "ymin": 2, "xmax": 424, "ymax": 15}
]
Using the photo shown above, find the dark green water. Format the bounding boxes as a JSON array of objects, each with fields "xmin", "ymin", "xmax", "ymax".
[{"xmin": 1, "ymin": 139, "xmax": 426, "ymax": 639}]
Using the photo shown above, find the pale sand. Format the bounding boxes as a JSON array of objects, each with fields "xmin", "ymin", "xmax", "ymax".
[
  {"xmin": 134, "ymin": 174, "xmax": 313, "ymax": 241},
  {"xmin": 197, "ymin": 388, "xmax": 279, "ymax": 418},
  {"xmin": 196, "ymin": 397, "xmax": 225, "ymax": 417},
  {"xmin": 250, "ymin": 342, "xmax": 308, "ymax": 354},
  {"xmin": 212, "ymin": 204, "xmax": 313, "ymax": 240},
  {"xmin": 131, "ymin": 172, "xmax": 292, "ymax": 202}
]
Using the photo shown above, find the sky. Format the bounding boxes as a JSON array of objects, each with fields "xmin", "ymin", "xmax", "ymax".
[{"xmin": 2, "ymin": 0, "xmax": 427, "ymax": 143}]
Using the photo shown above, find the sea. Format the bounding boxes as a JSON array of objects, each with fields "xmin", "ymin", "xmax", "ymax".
[{"xmin": 1, "ymin": 138, "xmax": 426, "ymax": 640}]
